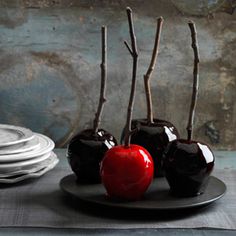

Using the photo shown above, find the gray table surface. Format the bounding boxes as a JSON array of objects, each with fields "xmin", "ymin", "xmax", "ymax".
[{"xmin": 0, "ymin": 149, "xmax": 236, "ymax": 236}]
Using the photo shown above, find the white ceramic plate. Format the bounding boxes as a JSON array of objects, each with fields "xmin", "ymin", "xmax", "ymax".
[
  {"xmin": 0, "ymin": 133, "xmax": 55, "ymax": 163},
  {"xmin": 0, "ymin": 152, "xmax": 58, "ymax": 177},
  {"xmin": 0, "ymin": 153, "xmax": 59, "ymax": 183},
  {"xmin": 0, "ymin": 151, "xmax": 52, "ymax": 173},
  {"xmin": 0, "ymin": 124, "xmax": 34, "ymax": 147},
  {"xmin": 0, "ymin": 135, "xmax": 40, "ymax": 155}
]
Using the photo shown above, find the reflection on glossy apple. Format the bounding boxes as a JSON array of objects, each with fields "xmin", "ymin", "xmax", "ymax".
[
  {"xmin": 121, "ymin": 118, "xmax": 179, "ymax": 177},
  {"xmin": 67, "ymin": 129, "xmax": 117, "ymax": 184},
  {"xmin": 100, "ymin": 144, "xmax": 154, "ymax": 201},
  {"xmin": 163, "ymin": 139, "xmax": 215, "ymax": 197}
]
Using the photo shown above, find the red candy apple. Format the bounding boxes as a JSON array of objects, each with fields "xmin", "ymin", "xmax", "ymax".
[
  {"xmin": 100, "ymin": 7, "xmax": 154, "ymax": 201},
  {"xmin": 100, "ymin": 145, "xmax": 153, "ymax": 200},
  {"xmin": 120, "ymin": 17, "xmax": 179, "ymax": 177}
]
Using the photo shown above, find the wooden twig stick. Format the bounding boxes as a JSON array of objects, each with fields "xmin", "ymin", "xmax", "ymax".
[
  {"xmin": 124, "ymin": 7, "xmax": 138, "ymax": 147},
  {"xmin": 144, "ymin": 17, "xmax": 163, "ymax": 124},
  {"xmin": 93, "ymin": 26, "xmax": 107, "ymax": 134},
  {"xmin": 186, "ymin": 21, "xmax": 200, "ymax": 141},
  {"xmin": 124, "ymin": 40, "xmax": 133, "ymax": 55}
]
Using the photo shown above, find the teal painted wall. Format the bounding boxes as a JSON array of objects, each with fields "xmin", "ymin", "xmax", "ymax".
[{"xmin": 0, "ymin": 0, "xmax": 235, "ymax": 149}]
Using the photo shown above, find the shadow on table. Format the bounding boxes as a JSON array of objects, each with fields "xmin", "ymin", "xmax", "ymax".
[
  {"xmin": 0, "ymin": 176, "xmax": 220, "ymax": 223},
  {"xmin": 0, "ymin": 178, "xmax": 39, "ymax": 188},
  {"xmin": 12, "ymin": 182, "xmax": 218, "ymax": 223},
  {"xmin": 50, "ymin": 190, "xmax": 217, "ymax": 222},
  {"xmin": 63, "ymin": 194, "xmax": 217, "ymax": 221},
  {"xmin": 23, "ymin": 188, "xmax": 208, "ymax": 222}
]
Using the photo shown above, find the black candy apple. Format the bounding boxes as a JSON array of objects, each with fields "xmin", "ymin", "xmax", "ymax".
[
  {"xmin": 163, "ymin": 21, "xmax": 215, "ymax": 197},
  {"xmin": 129, "ymin": 118, "xmax": 179, "ymax": 177},
  {"xmin": 67, "ymin": 26, "xmax": 117, "ymax": 183},
  {"xmin": 67, "ymin": 129, "xmax": 117, "ymax": 183},
  {"xmin": 121, "ymin": 17, "xmax": 179, "ymax": 177},
  {"xmin": 163, "ymin": 139, "xmax": 214, "ymax": 197}
]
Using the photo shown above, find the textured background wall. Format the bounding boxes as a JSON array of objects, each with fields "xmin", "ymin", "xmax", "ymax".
[{"xmin": 0, "ymin": 0, "xmax": 235, "ymax": 149}]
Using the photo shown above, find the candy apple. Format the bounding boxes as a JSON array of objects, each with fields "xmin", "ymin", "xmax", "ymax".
[
  {"xmin": 127, "ymin": 118, "xmax": 179, "ymax": 177},
  {"xmin": 67, "ymin": 129, "xmax": 117, "ymax": 183},
  {"xmin": 67, "ymin": 26, "xmax": 117, "ymax": 183},
  {"xmin": 100, "ymin": 7, "xmax": 154, "ymax": 200},
  {"xmin": 163, "ymin": 21, "xmax": 215, "ymax": 197},
  {"xmin": 163, "ymin": 139, "xmax": 214, "ymax": 197},
  {"xmin": 100, "ymin": 144, "xmax": 154, "ymax": 200},
  {"xmin": 121, "ymin": 17, "xmax": 179, "ymax": 177}
]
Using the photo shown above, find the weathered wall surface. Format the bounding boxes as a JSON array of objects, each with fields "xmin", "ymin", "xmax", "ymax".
[{"xmin": 0, "ymin": 0, "xmax": 235, "ymax": 149}]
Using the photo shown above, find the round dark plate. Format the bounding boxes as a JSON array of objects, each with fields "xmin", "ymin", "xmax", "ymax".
[{"xmin": 60, "ymin": 175, "xmax": 226, "ymax": 211}]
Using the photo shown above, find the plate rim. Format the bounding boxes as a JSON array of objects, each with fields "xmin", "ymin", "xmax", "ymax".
[
  {"xmin": 0, "ymin": 124, "xmax": 34, "ymax": 147},
  {"xmin": 0, "ymin": 136, "xmax": 40, "ymax": 155},
  {"xmin": 0, "ymin": 152, "xmax": 58, "ymax": 177},
  {"xmin": 0, "ymin": 151, "xmax": 52, "ymax": 170},
  {"xmin": 0, "ymin": 133, "xmax": 55, "ymax": 163},
  {"xmin": 60, "ymin": 175, "xmax": 227, "ymax": 211},
  {"xmin": 0, "ymin": 153, "xmax": 59, "ymax": 183}
]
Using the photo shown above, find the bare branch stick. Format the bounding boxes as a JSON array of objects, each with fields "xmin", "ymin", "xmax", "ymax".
[
  {"xmin": 186, "ymin": 21, "xmax": 200, "ymax": 141},
  {"xmin": 93, "ymin": 26, "xmax": 107, "ymax": 133},
  {"xmin": 124, "ymin": 40, "xmax": 133, "ymax": 55},
  {"xmin": 144, "ymin": 17, "xmax": 163, "ymax": 124},
  {"xmin": 124, "ymin": 7, "xmax": 139, "ymax": 147}
]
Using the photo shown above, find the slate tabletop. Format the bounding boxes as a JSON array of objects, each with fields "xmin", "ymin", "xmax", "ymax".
[{"xmin": 0, "ymin": 149, "xmax": 235, "ymax": 236}]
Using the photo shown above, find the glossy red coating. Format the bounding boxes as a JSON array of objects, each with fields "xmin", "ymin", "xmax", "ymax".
[{"xmin": 100, "ymin": 144, "xmax": 154, "ymax": 201}]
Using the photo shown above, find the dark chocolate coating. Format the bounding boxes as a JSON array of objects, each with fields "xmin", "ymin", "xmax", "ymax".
[
  {"xmin": 163, "ymin": 139, "xmax": 215, "ymax": 197},
  {"xmin": 121, "ymin": 118, "xmax": 179, "ymax": 177},
  {"xmin": 67, "ymin": 129, "xmax": 117, "ymax": 184}
]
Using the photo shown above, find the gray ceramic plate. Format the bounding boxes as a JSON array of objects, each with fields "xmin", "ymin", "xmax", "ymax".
[{"xmin": 60, "ymin": 175, "xmax": 226, "ymax": 211}]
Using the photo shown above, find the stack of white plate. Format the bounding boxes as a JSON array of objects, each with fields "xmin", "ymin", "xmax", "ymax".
[{"xmin": 0, "ymin": 124, "xmax": 58, "ymax": 184}]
